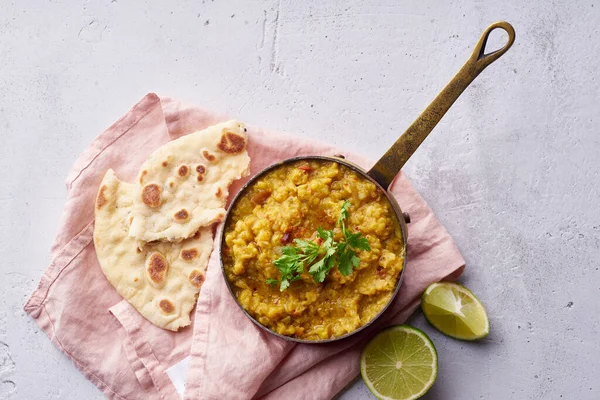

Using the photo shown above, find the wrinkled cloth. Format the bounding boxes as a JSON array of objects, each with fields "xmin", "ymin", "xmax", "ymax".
[
  {"xmin": 24, "ymin": 94, "xmax": 196, "ymax": 400},
  {"xmin": 25, "ymin": 93, "xmax": 464, "ymax": 400}
]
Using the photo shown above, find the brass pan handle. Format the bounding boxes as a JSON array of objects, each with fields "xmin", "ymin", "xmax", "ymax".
[{"xmin": 368, "ymin": 21, "xmax": 516, "ymax": 189}]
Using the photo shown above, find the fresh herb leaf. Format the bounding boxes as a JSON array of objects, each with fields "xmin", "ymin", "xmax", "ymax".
[
  {"xmin": 308, "ymin": 228, "xmax": 338, "ymax": 283},
  {"xmin": 337, "ymin": 247, "xmax": 355, "ymax": 276},
  {"xmin": 316, "ymin": 227, "xmax": 333, "ymax": 242},
  {"xmin": 325, "ymin": 255, "xmax": 336, "ymax": 277},
  {"xmin": 271, "ymin": 246, "xmax": 305, "ymax": 292},
  {"xmin": 271, "ymin": 200, "xmax": 371, "ymax": 290},
  {"xmin": 294, "ymin": 239, "xmax": 321, "ymax": 264},
  {"xmin": 338, "ymin": 200, "xmax": 350, "ymax": 224},
  {"xmin": 311, "ymin": 255, "xmax": 336, "ymax": 283},
  {"xmin": 308, "ymin": 258, "xmax": 326, "ymax": 276},
  {"xmin": 345, "ymin": 232, "xmax": 371, "ymax": 251},
  {"xmin": 336, "ymin": 201, "xmax": 370, "ymax": 276},
  {"xmin": 338, "ymin": 200, "xmax": 351, "ymax": 236},
  {"xmin": 294, "ymin": 239, "xmax": 318, "ymax": 250},
  {"xmin": 281, "ymin": 246, "xmax": 299, "ymax": 256}
]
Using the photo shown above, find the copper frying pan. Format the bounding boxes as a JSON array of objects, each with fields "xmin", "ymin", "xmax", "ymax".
[{"xmin": 221, "ymin": 22, "xmax": 515, "ymax": 343}]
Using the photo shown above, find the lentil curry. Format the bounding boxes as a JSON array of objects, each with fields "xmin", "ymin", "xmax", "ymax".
[{"xmin": 223, "ymin": 160, "xmax": 405, "ymax": 340}]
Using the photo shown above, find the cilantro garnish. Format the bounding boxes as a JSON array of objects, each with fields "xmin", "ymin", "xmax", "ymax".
[{"xmin": 268, "ymin": 201, "xmax": 371, "ymax": 291}]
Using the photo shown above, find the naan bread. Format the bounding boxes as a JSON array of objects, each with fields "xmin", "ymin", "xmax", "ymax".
[
  {"xmin": 94, "ymin": 169, "xmax": 213, "ymax": 331},
  {"xmin": 129, "ymin": 120, "xmax": 250, "ymax": 243}
]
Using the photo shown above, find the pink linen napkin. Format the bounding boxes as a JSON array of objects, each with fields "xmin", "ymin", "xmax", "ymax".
[
  {"xmin": 159, "ymin": 100, "xmax": 465, "ymax": 399},
  {"xmin": 25, "ymin": 93, "xmax": 464, "ymax": 400}
]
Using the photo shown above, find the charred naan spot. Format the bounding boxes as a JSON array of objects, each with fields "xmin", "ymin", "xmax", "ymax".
[
  {"xmin": 146, "ymin": 252, "xmax": 169, "ymax": 285},
  {"xmin": 136, "ymin": 247, "xmax": 142, "ymax": 253},
  {"xmin": 129, "ymin": 216, "xmax": 134, "ymax": 225},
  {"xmin": 162, "ymin": 161, "xmax": 168, "ymax": 167},
  {"xmin": 178, "ymin": 165, "xmax": 189, "ymax": 177},
  {"xmin": 181, "ymin": 248, "xmax": 199, "ymax": 261},
  {"xmin": 174, "ymin": 209, "xmax": 189, "ymax": 222},
  {"xmin": 159, "ymin": 299, "xmax": 175, "ymax": 314},
  {"xmin": 215, "ymin": 187, "xmax": 223, "ymax": 198},
  {"xmin": 139, "ymin": 170, "xmax": 148, "ymax": 184},
  {"xmin": 96, "ymin": 185, "xmax": 108, "ymax": 209},
  {"xmin": 142, "ymin": 184, "xmax": 162, "ymax": 208},
  {"xmin": 188, "ymin": 270, "xmax": 205, "ymax": 288},
  {"xmin": 169, "ymin": 181, "xmax": 174, "ymax": 188},
  {"xmin": 193, "ymin": 230, "xmax": 202, "ymax": 240},
  {"xmin": 134, "ymin": 278, "xmax": 139, "ymax": 282},
  {"xmin": 202, "ymin": 150, "xmax": 216, "ymax": 162},
  {"xmin": 217, "ymin": 131, "xmax": 246, "ymax": 154},
  {"xmin": 196, "ymin": 164, "xmax": 207, "ymax": 182}
]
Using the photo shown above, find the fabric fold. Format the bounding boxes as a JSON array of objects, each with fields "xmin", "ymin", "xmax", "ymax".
[{"xmin": 110, "ymin": 300, "xmax": 181, "ymax": 399}]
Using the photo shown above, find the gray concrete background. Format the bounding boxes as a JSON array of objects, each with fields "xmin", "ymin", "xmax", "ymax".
[{"xmin": 1, "ymin": 1, "xmax": 599, "ymax": 399}]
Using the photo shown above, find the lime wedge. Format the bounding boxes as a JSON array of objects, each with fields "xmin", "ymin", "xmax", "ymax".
[
  {"xmin": 360, "ymin": 325, "xmax": 438, "ymax": 400},
  {"xmin": 421, "ymin": 282, "xmax": 489, "ymax": 340}
]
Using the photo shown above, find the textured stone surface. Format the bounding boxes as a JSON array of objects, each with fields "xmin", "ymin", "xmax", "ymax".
[{"xmin": 1, "ymin": 1, "xmax": 599, "ymax": 399}]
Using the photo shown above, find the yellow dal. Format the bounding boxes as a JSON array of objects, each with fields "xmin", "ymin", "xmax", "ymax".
[{"xmin": 223, "ymin": 160, "xmax": 405, "ymax": 340}]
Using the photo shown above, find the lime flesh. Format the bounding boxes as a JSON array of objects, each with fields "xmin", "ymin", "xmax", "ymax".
[
  {"xmin": 421, "ymin": 282, "xmax": 489, "ymax": 340},
  {"xmin": 360, "ymin": 325, "xmax": 438, "ymax": 400}
]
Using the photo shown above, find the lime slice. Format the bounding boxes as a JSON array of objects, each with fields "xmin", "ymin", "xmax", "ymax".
[
  {"xmin": 360, "ymin": 325, "xmax": 438, "ymax": 400},
  {"xmin": 421, "ymin": 282, "xmax": 489, "ymax": 340}
]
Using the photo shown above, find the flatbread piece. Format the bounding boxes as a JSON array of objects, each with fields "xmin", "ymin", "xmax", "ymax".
[
  {"xmin": 94, "ymin": 169, "xmax": 213, "ymax": 331},
  {"xmin": 129, "ymin": 120, "xmax": 250, "ymax": 243}
]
